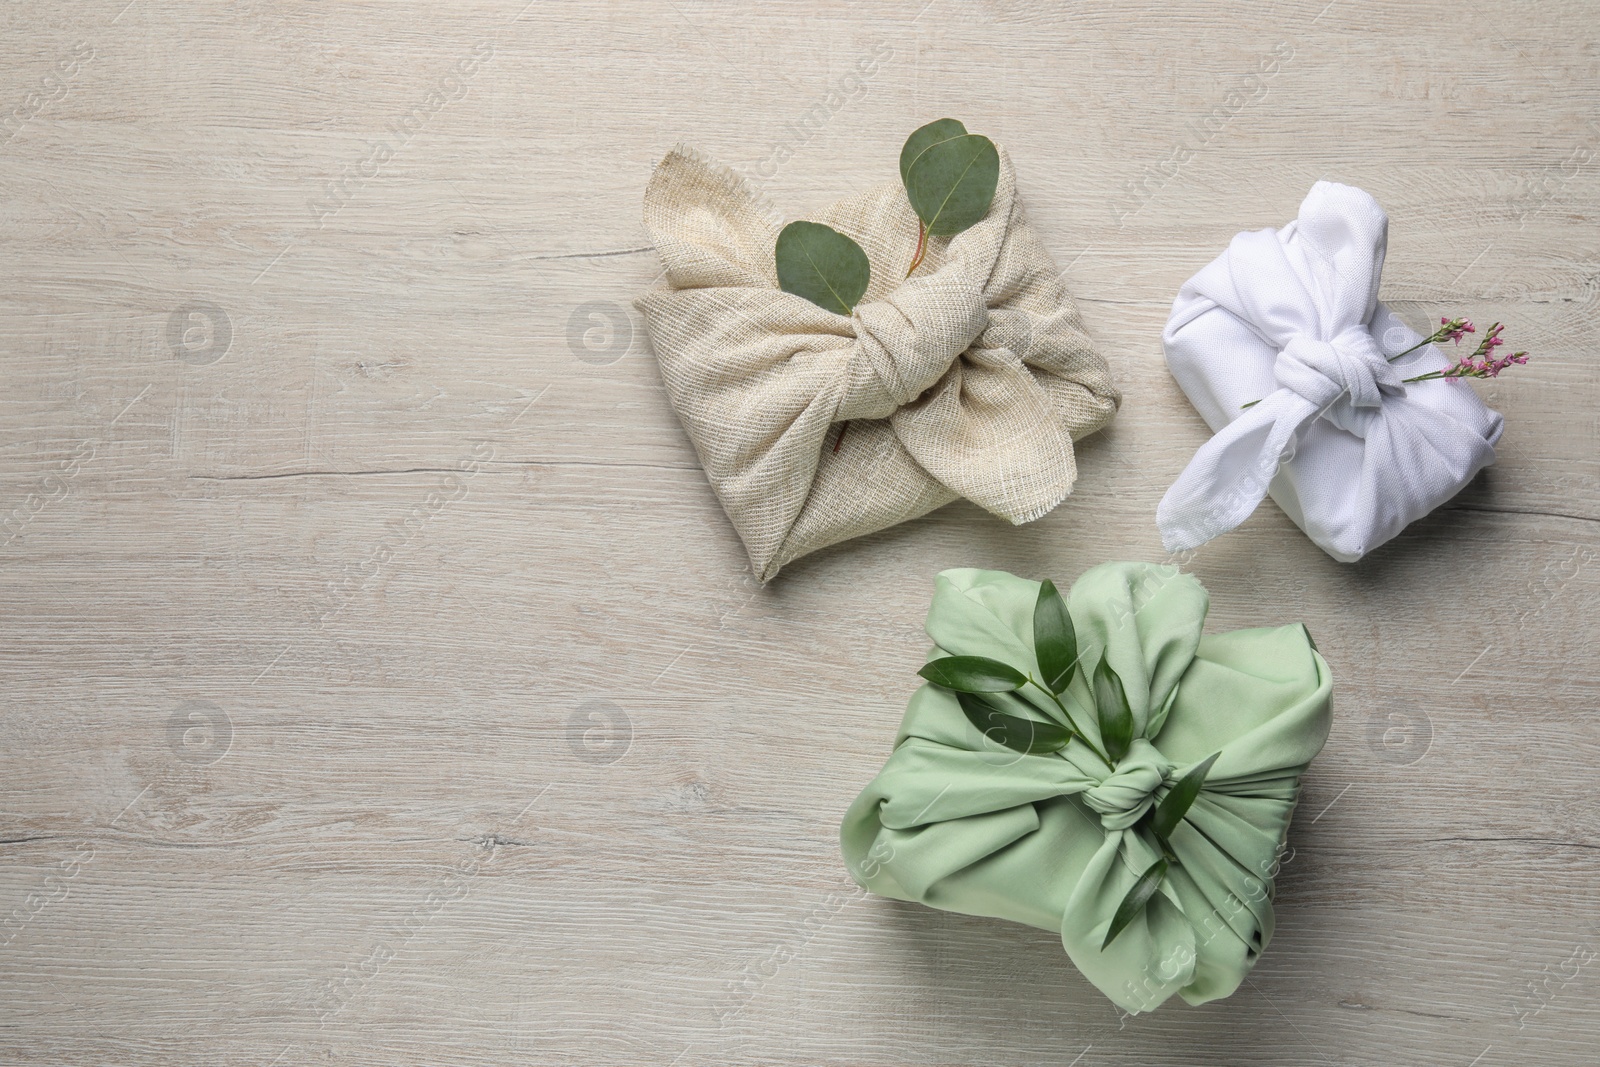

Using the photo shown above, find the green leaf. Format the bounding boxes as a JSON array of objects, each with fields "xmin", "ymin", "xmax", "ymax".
[
  {"xmin": 899, "ymin": 118, "xmax": 968, "ymax": 186},
  {"xmin": 1093, "ymin": 657, "xmax": 1134, "ymax": 764},
  {"xmin": 918, "ymin": 655, "xmax": 1027, "ymax": 693},
  {"xmin": 1150, "ymin": 752, "xmax": 1221, "ymax": 841},
  {"xmin": 774, "ymin": 220, "xmax": 870, "ymax": 315},
  {"xmin": 1102, "ymin": 857, "xmax": 1168, "ymax": 950},
  {"xmin": 1033, "ymin": 579, "xmax": 1078, "ymax": 695},
  {"xmin": 904, "ymin": 132, "xmax": 999, "ymax": 237},
  {"xmin": 956, "ymin": 692, "xmax": 1071, "ymax": 755}
]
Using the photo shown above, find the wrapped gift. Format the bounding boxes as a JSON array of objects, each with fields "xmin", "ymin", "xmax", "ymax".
[
  {"xmin": 841, "ymin": 563, "xmax": 1332, "ymax": 1012},
  {"xmin": 1157, "ymin": 181, "xmax": 1503, "ymax": 561},
  {"xmin": 637, "ymin": 145, "xmax": 1119, "ymax": 580}
]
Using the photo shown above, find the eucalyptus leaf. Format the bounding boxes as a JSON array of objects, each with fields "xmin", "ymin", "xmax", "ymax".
[
  {"xmin": 956, "ymin": 692, "xmax": 1071, "ymax": 755},
  {"xmin": 918, "ymin": 655, "xmax": 1027, "ymax": 694},
  {"xmin": 904, "ymin": 133, "xmax": 999, "ymax": 237},
  {"xmin": 1032, "ymin": 579, "xmax": 1078, "ymax": 695},
  {"xmin": 899, "ymin": 118, "xmax": 968, "ymax": 186},
  {"xmin": 1093, "ymin": 657, "xmax": 1134, "ymax": 764},
  {"xmin": 1102, "ymin": 857, "xmax": 1169, "ymax": 950},
  {"xmin": 1150, "ymin": 751, "xmax": 1221, "ymax": 841},
  {"xmin": 774, "ymin": 220, "xmax": 870, "ymax": 315}
]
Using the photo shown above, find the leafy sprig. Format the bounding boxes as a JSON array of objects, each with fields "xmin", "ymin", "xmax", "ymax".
[
  {"xmin": 955, "ymin": 692, "xmax": 1073, "ymax": 754},
  {"xmin": 1100, "ymin": 752, "xmax": 1220, "ymax": 949},
  {"xmin": 917, "ymin": 579, "xmax": 1111, "ymax": 768},
  {"xmin": 774, "ymin": 118, "xmax": 1000, "ymax": 312},
  {"xmin": 774, "ymin": 119, "xmax": 1000, "ymax": 455},
  {"xmin": 910, "ymin": 575, "xmax": 1223, "ymax": 952},
  {"xmin": 899, "ymin": 118, "xmax": 999, "ymax": 276}
]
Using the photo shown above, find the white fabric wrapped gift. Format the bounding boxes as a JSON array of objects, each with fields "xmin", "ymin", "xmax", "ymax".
[{"xmin": 1157, "ymin": 181, "xmax": 1504, "ymax": 561}]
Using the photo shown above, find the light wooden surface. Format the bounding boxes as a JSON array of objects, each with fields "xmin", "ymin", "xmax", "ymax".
[{"xmin": 2, "ymin": 2, "xmax": 1596, "ymax": 1064}]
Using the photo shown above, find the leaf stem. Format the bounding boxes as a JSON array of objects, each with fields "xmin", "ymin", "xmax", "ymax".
[
  {"xmin": 1026, "ymin": 677, "xmax": 1114, "ymax": 769},
  {"xmin": 906, "ymin": 222, "xmax": 929, "ymax": 278},
  {"xmin": 1150, "ymin": 828, "xmax": 1179, "ymax": 865}
]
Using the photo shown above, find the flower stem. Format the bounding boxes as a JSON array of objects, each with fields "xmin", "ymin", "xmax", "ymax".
[
  {"xmin": 1384, "ymin": 337, "xmax": 1434, "ymax": 363},
  {"xmin": 1239, "ymin": 318, "xmax": 1506, "ymax": 407},
  {"xmin": 1387, "ymin": 317, "xmax": 1474, "ymax": 362},
  {"xmin": 1244, "ymin": 337, "xmax": 1432, "ymax": 406}
]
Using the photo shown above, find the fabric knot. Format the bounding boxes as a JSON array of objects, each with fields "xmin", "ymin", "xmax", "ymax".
[
  {"xmin": 1082, "ymin": 739, "xmax": 1173, "ymax": 832},
  {"xmin": 1273, "ymin": 327, "xmax": 1403, "ymax": 414},
  {"xmin": 837, "ymin": 272, "xmax": 989, "ymax": 421}
]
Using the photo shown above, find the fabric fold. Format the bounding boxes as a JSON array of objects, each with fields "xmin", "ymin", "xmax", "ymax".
[
  {"xmin": 841, "ymin": 563, "xmax": 1332, "ymax": 1013},
  {"xmin": 1158, "ymin": 181, "xmax": 1504, "ymax": 561}
]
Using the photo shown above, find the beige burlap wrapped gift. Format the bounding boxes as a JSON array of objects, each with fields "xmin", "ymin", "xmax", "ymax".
[{"xmin": 636, "ymin": 144, "xmax": 1119, "ymax": 580}]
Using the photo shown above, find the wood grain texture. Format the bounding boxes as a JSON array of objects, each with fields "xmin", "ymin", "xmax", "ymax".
[{"xmin": 1, "ymin": 2, "xmax": 1596, "ymax": 1064}]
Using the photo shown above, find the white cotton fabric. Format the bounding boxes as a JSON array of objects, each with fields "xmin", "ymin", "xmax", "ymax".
[{"xmin": 1157, "ymin": 181, "xmax": 1503, "ymax": 561}]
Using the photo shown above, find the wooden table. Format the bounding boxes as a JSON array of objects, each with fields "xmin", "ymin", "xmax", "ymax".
[{"xmin": 2, "ymin": 2, "xmax": 1595, "ymax": 1064}]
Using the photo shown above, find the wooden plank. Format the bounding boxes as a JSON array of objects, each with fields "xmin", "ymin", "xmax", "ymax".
[{"xmin": 1, "ymin": 1, "xmax": 1596, "ymax": 1063}]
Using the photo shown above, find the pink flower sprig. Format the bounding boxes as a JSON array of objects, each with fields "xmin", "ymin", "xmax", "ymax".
[
  {"xmin": 1239, "ymin": 316, "xmax": 1528, "ymax": 408},
  {"xmin": 1401, "ymin": 321, "xmax": 1529, "ymax": 383},
  {"xmin": 1385, "ymin": 316, "xmax": 1475, "ymax": 363}
]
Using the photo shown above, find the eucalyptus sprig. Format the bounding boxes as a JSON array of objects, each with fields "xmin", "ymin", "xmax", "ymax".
[
  {"xmin": 900, "ymin": 118, "xmax": 999, "ymax": 276},
  {"xmin": 909, "ymin": 575, "xmax": 1223, "ymax": 952},
  {"xmin": 773, "ymin": 117, "xmax": 1000, "ymax": 316},
  {"xmin": 773, "ymin": 119, "xmax": 1001, "ymax": 456}
]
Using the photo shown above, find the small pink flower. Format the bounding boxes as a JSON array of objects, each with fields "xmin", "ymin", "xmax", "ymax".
[{"xmin": 1374, "ymin": 318, "xmax": 1525, "ymax": 389}]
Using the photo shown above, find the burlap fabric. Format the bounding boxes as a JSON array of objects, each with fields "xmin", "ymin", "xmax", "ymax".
[{"xmin": 637, "ymin": 145, "xmax": 1119, "ymax": 580}]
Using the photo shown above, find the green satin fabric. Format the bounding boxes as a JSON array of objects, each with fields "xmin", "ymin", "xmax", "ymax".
[{"xmin": 840, "ymin": 563, "xmax": 1332, "ymax": 1012}]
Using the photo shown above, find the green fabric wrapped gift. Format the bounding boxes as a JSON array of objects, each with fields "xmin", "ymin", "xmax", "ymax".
[{"xmin": 840, "ymin": 562, "xmax": 1332, "ymax": 1013}]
